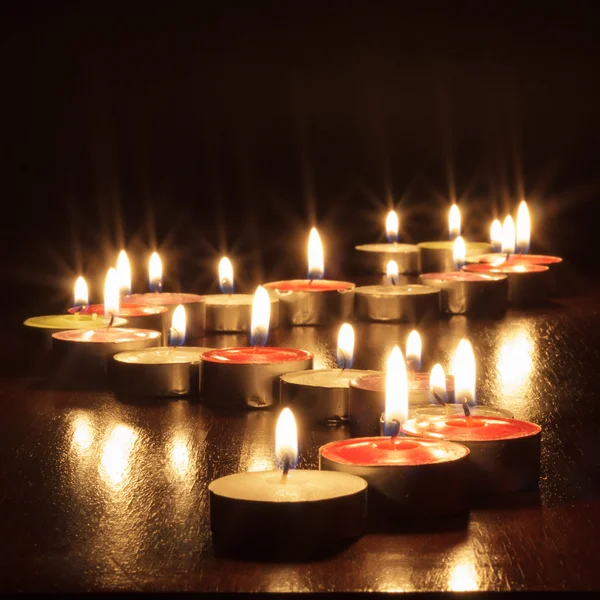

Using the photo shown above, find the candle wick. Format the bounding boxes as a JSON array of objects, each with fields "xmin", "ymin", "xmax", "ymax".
[
  {"xmin": 308, "ymin": 278, "xmax": 314, "ymax": 286},
  {"xmin": 107, "ymin": 313, "xmax": 115, "ymax": 329},
  {"xmin": 281, "ymin": 456, "xmax": 291, "ymax": 482},
  {"xmin": 253, "ymin": 344, "xmax": 258, "ymax": 355},
  {"xmin": 462, "ymin": 398, "xmax": 472, "ymax": 426},
  {"xmin": 389, "ymin": 419, "xmax": 400, "ymax": 450},
  {"xmin": 432, "ymin": 390, "xmax": 446, "ymax": 405}
]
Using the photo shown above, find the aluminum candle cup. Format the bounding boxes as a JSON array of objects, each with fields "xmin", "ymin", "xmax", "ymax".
[
  {"xmin": 67, "ymin": 303, "xmax": 168, "ymax": 333},
  {"xmin": 200, "ymin": 347, "xmax": 313, "ymax": 409},
  {"xmin": 111, "ymin": 346, "xmax": 213, "ymax": 398},
  {"xmin": 204, "ymin": 293, "xmax": 279, "ymax": 333},
  {"xmin": 354, "ymin": 284, "xmax": 441, "ymax": 322},
  {"xmin": 280, "ymin": 368, "xmax": 379, "ymax": 425},
  {"xmin": 52, "ymin": 328, "xmax": 162, "ymax": 386},
  {"xmin": 319, "ymin": 437, "xmax": 470, "ymax": 522},
  {"xmin": 354, "ymin": 243, "xmax": 420, "ymax": 274},
  {"xmin": 463, "ymin": 263, "xmax": 550, "ymax": 307},
  {"xmin": 414, "ymin": 405, "xmax": 514, "ymax": 419},
  {"xmin": 348, "ymin": 372, "xmax": 455, "ymax": 437},
  {"xmin": 209, "ymin": 470, "xmax": 367, "ymax": 559},
  {"xmin": 419, "ymin": 271, "xmax": 508, "ymax": 317},
  {"xmin": 418, "ymin": 241, "xmax": 491, "ymax": 273},
  {"xmin": 401, "ymin": 416, "xmax": 541, "ymax": 494},
  {"xmin": 124, "ymin": 293, "xmax": 206, "ymax": 340},
  {"xmin": 263, "ymin": 280, "xmax": 355, "ymax": 326}
]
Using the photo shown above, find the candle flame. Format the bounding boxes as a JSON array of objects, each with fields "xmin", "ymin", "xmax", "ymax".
[
  {"xmin": 386, "ymin": 259, "xmax": 399, "ymax": 285},
  {"xmin": 453, "ymin": 236, "xmax": 466, "ymax": 270},
  {"xmin": 429, "ymin": 363, "xmax": 447, "ymax": 402},
  {"xmin": 104, "ymin": 268, "xmax": 119, "ymax": 316},
  {"xmin": 516, "ymin": 201, "xmax": 531, "ymax": 254},
  {"xmin": 169, "ymin": 304, "xmax": 186, "ymax": 347},
  {"xmin": 336, "ymin": 322, "xmax": 355, "ymax": 369},
  {"xmin": 449, "ymin": 204, "xmax": 461, "ymax": 239},
  {"xmin": 385, "ymin": 345, "xmax": 408, "ymax": 426},
  {"xmin": 451, "ymin": 339, "xmax": 476, "ymax": 405},
  {"xmin": 307, "ymin": 227, "xmax": 324, "ymax": 279},
  {"xmin": 490, "ymin": 219, "xmax": 503, "ymax": 252},
  {"xmin": 116, "ymin": 250, "xmax": 131, "ymax": 296},
  {"xmin": 406, "ymin": 329, "xmax": 422, "ymax": 372},
  {"xmin": 74, "ymin": 276, "xmax": 88, "ymax": 308},
  {"xmin": 386, "ymin": 210, "xmax": 399, "ymax": 243},
  {"xmin": 149, "ymin": 252, "xmax": 163, "ymax": 293},
  {"xmin": 275, "ymin": 407, "xmax": 298, "ymax": 470},
  {"xmin": 250, "ymin": 285, "xmax": 270, "ymax": 347},
  {"xmin": 218, "ymin": 256, "xmax": 234, "ymax": 294},
  {"xmin": 501, "ymin": 215, "xmax": 516, "ymax": 255}
]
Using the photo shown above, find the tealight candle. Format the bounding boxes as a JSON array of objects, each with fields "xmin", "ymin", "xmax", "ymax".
[
  {"xmin": 263, "ymin": 228, "xmax": 355, "ymax": 326},
  {"xmin": 401, "ymin": 338, "xmax": 541, "ymax": 494},
  {"xmin": 354, "ymin": 210, "xmax": 421, "ymax": 274},
  {"xmin": 320, "ymin": 347, "xmax": 469, "ymax": 522},
  {"xmin": 111, "ymin": 305, "xmax": 213, "ymax": 398},
  {"xmin": 209, "ymin": 408, "xmax": 367, "ymax": 558},
  {"xmin": 124, "ymin": 252, "xmax": 206, "ymax": 339},
  {"xmin": 420, "ymin": 237, "xmax": 509, "ymax": 317},
  {"xmin": 418, "ymin": 205, "xmax": 491, "ymax": 273},
  {"xmin": 280, "ymin": 323, "xmax": 378, "ymax": 425},
  {"xmin": 200, "ymin": 286, "xmax": 313, "ymax": 409},
  {"xmin": 67, "ymin": 304, "xmax": 167, "ymax": 332},
  {"xmin": 204, "ymin": 257, "xmax": 279, "ymax": 332},
  {"xmin": 354, "ymin": 261, "xmax": 441, "ymax": 322}
]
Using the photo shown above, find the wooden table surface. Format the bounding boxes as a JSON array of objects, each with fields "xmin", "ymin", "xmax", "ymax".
[{"xmin": 1, "ymin": 284, "xmax": 599, "ymax": 593}]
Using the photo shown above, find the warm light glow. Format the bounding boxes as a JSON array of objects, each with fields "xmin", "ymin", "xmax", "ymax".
[
  {"xmin": 250, "ymin": 285, "xmax": 271, "ymax": 346},
  {"xmin": 385, "ymin": 345, "xmax": 409, "ymax": 425},
  {"xmin": 336, "ymin": 323, "xmax": 355, "ymax": 369},
  {"xmin": 149, "ymin": 252, "xmax": 163, "ymax": 292},
  {"xmin": 429, "ymin": 363, "xmax": 447, "ymax": 400},
  {"xmin": 386, "ymin": 210, "xmax": 400, "ymax": 243},
  {"xmin": 386, "ymin": 260, "xmax": 399, "ymax": 285},
  {"xmin": 406, "ymin": 330, "xmax": 422, "ymax": 371},
  {"xmin": 490, "ymin": 219, "xmax": 503, "ymax": 252},
  {"xmin": 497, "ymin": 327, "xmax": 534, "ymax": 404},
  {"xmin": 275, "ymin": 407, "xmax": 298, "ymax": 468},
  {"xmin": 451, "ymin": 339, "xmax": 476, "ymax": 405},
  {"xmin": 307, "ymin": 227, "xmax": 324, "ymax": 279},
  {"xmin": 449, "ymin": 560, "xmax": 479, "ymax": 592},
  {"xmin": 72, "ymin": 415, "xmax": 94, "ymax": 451},
  {"xmin": 170, "ymin": 435, "xmax": 190, "ymax": 479},
  {"xmin": 74, "ymin": 276, "xmax": 88, "ymax": 307},
  {"xmin": 116, "ymin": 250, "xmax": 131, "ymax": 296},
  {"xmin": 104, "ymin": 267, "xmax": 119, "ymax": 316},
  {"xmin": 449, "ymin": 204, "xmax": 461, "ymax": 239},
  {"xmin": 169, "ymin": 304, "xmax": 186, "ymax": 347},
  {"xmin": 453, "ymin": 236, "xmax": 466, "ymax": 270},
  {"xmin": 501, "ymin": 215, "xmax": 516, "ymax": 254},
  {"xmin": 516, "ymin": 200, "xmax": 531, "ymax": 254},
  {"xmin": 219, "ymin": 256, "xmax": 234, "ymax": 294},
  {"xmin": 100, "ymin": 424, "xmax": 138, "ymax": 487}
]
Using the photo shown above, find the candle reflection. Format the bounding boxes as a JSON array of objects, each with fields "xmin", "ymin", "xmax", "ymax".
[
  {"xmin": 100, "ymin": 424, "xmax": 138, "ymax": 488},
  {"xmin": 449, "ymin": 558, "xmax": 479, "ymax": 592},
  {"xmin": 496, "ymin": 326, "xmax": 535, "ymax": 407},
  {"xmin": 72, "ymin": 414, "xmax": 94, "ymax": 452},
  {"xmin": 170, "ymin": 435, "xmax": 190, "ymax": 479}
]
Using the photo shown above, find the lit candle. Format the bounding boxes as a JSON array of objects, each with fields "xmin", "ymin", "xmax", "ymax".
[
  {"xmin": 204, "ymin": 256, "xmax": 279, "ymax": 332},
  {"xmin": 116, "ymin": 250, "xmax": 131, "ymax": 296},
  {"xmin": 420, "ymin": 237, "xmax": 509, "ymax": 317},
  {"xmin": 354, "ymin": 260, "xmax": 441, "ymax": 323},
  {"xmin": 209, "ymin": 407, "xmax": 368, "ymax": 558},
  {"xmin": 354, "ymin": 210, "xmax": 421, "ymax": 275},
  {"xmin": 124, "ymin": 251, "xmax": 206, "ymax": 340},
  {"xmin": 280, "ymin": 323, "xmax": 378, "ymax": 424},
  {"xmin": 401, "ymin": 338, "xmax": 541, "ymax": 494},
  {"xmin": 200, "ymin": 286, "xmax": 313, "ymax": 409},
  {"xmin": 418, "ymin": 204, "xmax": 491, "ymax": 273},
  {"xmin": 111, "ymin": 305, "xmax": 213, "ymax": 398},
  {"xmin": 74, "ymin": 276, "xmax": 88, "ymax": 312},
  {"xmin": 264, "ymin": 228, "xmax": 355, "ymax": 325},
  {"xmin": 490, "ymin": 219, "xmax": 503, "ymax": 252},
  {"xmin": 320, "ymin": 346, "xmax": 470, "ymax": 523}
]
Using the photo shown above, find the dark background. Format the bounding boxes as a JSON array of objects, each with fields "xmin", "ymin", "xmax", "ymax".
[{"xmin": 2, "ymin": 2, "xmax": 600, "ymax": 319}]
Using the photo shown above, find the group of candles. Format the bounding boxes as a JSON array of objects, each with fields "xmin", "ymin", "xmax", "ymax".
[{"xmin": 23, "ymin": 202, "xmax": 548, "ymax": 557}]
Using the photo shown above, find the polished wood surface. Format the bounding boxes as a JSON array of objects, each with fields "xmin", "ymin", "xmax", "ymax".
[{"xmin": 2, "ymin": 286, "xmax": 599, "ymax": 592}]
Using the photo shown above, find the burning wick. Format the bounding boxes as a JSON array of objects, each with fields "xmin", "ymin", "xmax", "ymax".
[
  {"xmin": 432, "ymin": 390, "xmax": 446, "ymax": 406},
  {"xmin": 281, "ymin": 454, "xmax": 292, "ymax": 481},
  {"xmin": 406, "ymin": 359, "xmax": 417, "ymax": 375},
  {"xmin": 462, "ymin": 398, "xmax": 472, "ymax": 426},
  {"xmin": 379, "ymin": 415, "xmax": 401, "ymax": 449},
  {"xmin": 107, "ymin": 313, "xmax": 115, "ymax": 329}
]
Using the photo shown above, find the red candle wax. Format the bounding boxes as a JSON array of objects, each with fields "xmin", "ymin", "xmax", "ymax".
[
  {"xmin": 53, "ymin": 328, "xmax": 161, "ymax": 344},
  {"xmin": 320, "ymin": 437, "xmax": 468, "ymax": 466},
  {"xmin": 264, "ymin": 279, "xmax": 354, "ymax": 292},
  {"xmin": 202, "ymin": 347, "xmax": 313, "ymax": 365},
  {"xmin": 352, "ymin": 372, "xmax": 455, "ymax": 393},
  {"xmin": 401, "ymin": 415, "xmax": 541, "ymax": 442},
  {"xmin": 124, "ymin": 292, "xmax": 205, "ymax": 306},
  {"xmin": 420, "ymin": 271, "xmax": 506, "ymax": 283},
  {"xmin": 68, "ymin": 303, "xmax": 167, "ymax": 318},
  {"xmin": 473, "ymin": 253, "xmax": 562, "ymax": 266},
  {"xmin": 463, "ymin": 263, "xmax": 549, "ymax": 276}
]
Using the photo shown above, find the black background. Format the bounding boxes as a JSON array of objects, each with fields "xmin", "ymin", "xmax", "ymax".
[{"xmin": 2, "ymin": 2, "xmax": 600, "ymax": 319}]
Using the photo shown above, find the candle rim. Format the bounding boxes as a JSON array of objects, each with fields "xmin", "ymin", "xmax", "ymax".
[
  {"xmin": 52, "ymin": 327, "xmax": 161, "ymax": 342},
  {"xmin": 201, "ymin": 346, "xmax": 313, "ymax": 364},
  {"xmin": 67, "ymin": 303, "xmax": 169, "ymax": 316},
  {"xmin": 263, "ymin": 279, "xmax": 355, "ymax": 293}
]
